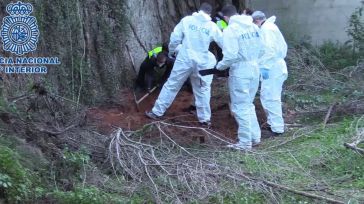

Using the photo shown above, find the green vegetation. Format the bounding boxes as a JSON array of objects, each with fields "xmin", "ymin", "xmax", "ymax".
[
  {"xmin": 207, "ymin": 117, "xmax": 364, "ymax": 203},
  {"xmin": 1, "ymin": 1, "xmax": 364, "ymax": 204},
  {"xmin": 283, "ymin": 2, "xmax": 364, "ymax": 115},
  {"xmin": 314, "ymin": 41, "xmax": 359, "ymax": 71},
  {"xmin": 0, "ymin": 138, "xmax": 138, "ymax": 203},
  {"xmin": 0, "ymin": 143, "xmax": 42, "ymax": 203},
  {"xmin": 205, "ymin": 186, "xmax": 266, "ymax": 204},
  {"xmin": 347, "ymin": 1, "xmax": 364, "ymax": 55},
  {"xmin": 205, "ymin": 4, "xmax": 364, "ymax": 203},
  {"xmin": 6, "ymin": 116, "xmax": 362, "ymax": 203},
  {"xmin": 52, "ymin": 186, "xmax": 126, "ymax": 204}
]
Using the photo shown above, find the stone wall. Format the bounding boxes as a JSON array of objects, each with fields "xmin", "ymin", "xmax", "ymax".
[{"xmin": 246, "ymin": 0, "xmax": 363, "ymax": 44}]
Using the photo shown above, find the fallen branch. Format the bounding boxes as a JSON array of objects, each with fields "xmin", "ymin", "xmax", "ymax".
[
  {"xmin": 344, "ymin": 115, "xmax": 364, "ymax": 155},
  {"xmin": 108, "ymin": 123, "xmax": 346, "ymax": 203},
  {"xmin": 34, "ymin": 124, "xmax": 77, "ymax": 135},
  {"xmin": 285, "ymin": 123, "xmax": 304, "ymax": 128},
  {"xmin": 344, "ymin": 142, "xmax": 364, "ymax": 155},
  {"xmin": 323, "ymin": 102, "xmax": 337, "ymax": 128},
  {"xmin": 258, "ymin": 179, "xmax": 344, "ymax": 204},
  {"xmin": 264, "ymin": 126, "xmax": 320, "ymax": 150},
  {"xmin": 297, "ymin": 100, "xmax": 364, "ymax": 119}
]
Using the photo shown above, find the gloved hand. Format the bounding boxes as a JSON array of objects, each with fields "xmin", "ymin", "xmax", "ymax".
[{"xmin": 260, "ymin": 68, "xmax": 269, "ymax": 80}]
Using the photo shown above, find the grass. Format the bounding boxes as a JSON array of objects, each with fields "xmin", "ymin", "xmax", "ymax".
[
  {"xmin": 0, "ymin": 134, "xmax": 147, "ymax": 203},
  {"xmin": 285, "ymin": 90, "xmax": 340, "ymax": 109},
  {"xmin": 2, "ymin": 41, "xmax": 363, "ymax": 203},
  {"xmin": 210, "ymin": 117, "xmax": 364, "ymax": 203},
  {"xmin": 51, "ymin": 186, "xmax": 129, "ymax": 204},
  {"xmin": 205, "ymin": 44, "xmax": 364, "ymax": 202}
]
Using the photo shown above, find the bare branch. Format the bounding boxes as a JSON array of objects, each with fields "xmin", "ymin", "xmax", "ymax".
[{"xmin": 344, "ymin": 142, "xmax": 364, "ymax": 154}]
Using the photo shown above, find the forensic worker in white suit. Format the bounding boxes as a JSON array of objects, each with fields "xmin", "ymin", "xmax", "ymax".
[
  {"xmin": 215, "ymin": 5, "xmax": 265, "ymax": 150},
  {"xmin": 253, "ymin": 11, "xmax": 288, "ymax": 135},
  {"xmin": 145, "ymin": 3, "xmax": 223, "ymax": 128}
]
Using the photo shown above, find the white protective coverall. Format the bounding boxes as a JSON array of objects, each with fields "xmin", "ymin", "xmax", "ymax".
[
  {"xmin": 151, "ymin": 11, "xmax": 223, "ymax": 123},
  {"xmin": 216, "ymin": 15, "xmax": 264, "ymax": 149},
  {"xmin": 259, "ymin": 16, "xmax": 288, "ymax": 133}
]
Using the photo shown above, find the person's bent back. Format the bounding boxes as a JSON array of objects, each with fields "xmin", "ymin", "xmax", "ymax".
[
  {"xmin": 146, "ymin": 2, "xmax": 222, "ymax": 126},
  {"xmin": 169, "ymin": 3, "xmax": 223, "ymax": 61}
]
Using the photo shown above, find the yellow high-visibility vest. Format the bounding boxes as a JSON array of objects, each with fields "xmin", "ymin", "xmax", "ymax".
[
  {"xmin": 216, "ymin": 20, "xmax": 228, "ymax": 30},
  {"xmin": 148, "ymin": 46, "xmax": 163, "ymax": 58}
]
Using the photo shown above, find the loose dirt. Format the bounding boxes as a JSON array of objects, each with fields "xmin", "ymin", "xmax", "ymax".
[{"xmin": 87, "ymin": 79, "xmax": 285, "ymax": 142}]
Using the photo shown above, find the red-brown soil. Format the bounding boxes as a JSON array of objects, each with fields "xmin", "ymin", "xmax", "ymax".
[{"xmin": 87, "ymin": 79, "xmax": 283, "ymax": 142}]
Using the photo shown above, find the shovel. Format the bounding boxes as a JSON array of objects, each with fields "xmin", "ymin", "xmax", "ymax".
[{"xmin": 133, "ymin": 86, "xmax": 158, "ymax": 112}]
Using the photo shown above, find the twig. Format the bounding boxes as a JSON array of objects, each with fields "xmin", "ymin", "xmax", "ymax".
[
  {"xmin": 34, "ymin": 124, "xmax": 77, "ymax": 135},
  {"xmin": 108, "ymin": 123, "xmax": 347, "ymax": 203},
  {"xmin": 259, "ymin": 179, "xmax": 344, "ymax": 204},
  {"xmin": 263, "ymin": 126, "xmax": 320, "ymax": 150},
  {"xmin": 285, "ymin": 123, "xmax": 304, "ymax": 128},
  {"xmin": 9, "ymin": 94, "xmax": 33, "ymax": 103},
  {"xmin": 225, "ymin": 171, "xmax": 344, "ymax": 204},
  {"xmin": 344, "ymin": 142, "xmax": 364, "ymax": 154},
  {"xmin": 323, "ymin": 103, "xmax": 337, "ymax": 128},
  {"xmin": 76, "ymin": 0, "xmax": 85, "ymax": 107},
  {"xmin": 138, "ymin": 151, "xmax": 162, "ymax": 203}
]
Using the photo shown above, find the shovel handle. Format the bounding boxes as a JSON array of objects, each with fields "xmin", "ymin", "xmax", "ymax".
[{"xmin": 136, "ymin": 86, "xmax": 158, "ymax": 104}]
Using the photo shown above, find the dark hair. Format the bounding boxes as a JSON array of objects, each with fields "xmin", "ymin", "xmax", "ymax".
[
  {"xmin": 156, "ymin": 52, "xmax": 167, "ymax": 63},
  {"xmin": 243, "ymin": 8, "xmax": 254, "ymax": 16},
  {"xmin": 221, "ymin": 4, "xmax": 237, "ymax": 17},
  {"xmin": 200, "ymin": 2, "xmax": 213, "ymax": 15}
]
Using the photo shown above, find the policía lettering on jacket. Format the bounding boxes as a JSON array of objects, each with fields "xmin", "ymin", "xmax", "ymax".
[
  {"xmin": 241, "ymin": 31, "xmax": 260, "ymax": 40},
  {"xmin": 189, "ymin": 24, "xmax": 210, "ymax": 35}
]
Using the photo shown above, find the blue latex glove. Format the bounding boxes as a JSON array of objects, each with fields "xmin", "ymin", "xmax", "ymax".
[{"xmin": 260, "ymin": 68, "xmax": 269, "ymax": 80}]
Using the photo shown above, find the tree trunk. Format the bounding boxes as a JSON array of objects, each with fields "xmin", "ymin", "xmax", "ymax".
[{"xmin": 0, "ymin": 0, "xmax": 245, "ymax": 104}]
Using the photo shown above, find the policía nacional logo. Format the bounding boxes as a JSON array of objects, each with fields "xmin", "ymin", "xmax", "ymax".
[{"xmin": 0, "ymin": 1, "xmax": 40, "ymax": 56}]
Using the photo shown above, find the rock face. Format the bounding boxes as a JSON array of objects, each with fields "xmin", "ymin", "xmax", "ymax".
[{"xmin": 0, "ymin": 0, "xmax": 243, "ymax": 104}]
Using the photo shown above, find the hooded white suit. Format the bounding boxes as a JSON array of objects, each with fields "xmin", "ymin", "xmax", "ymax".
[
  {"xmin": 259, "ymin": 16, "xmax": 288, "ymax": 133},
  {"xmin": 151, "ymin": 11, "xmax": 223, "ymax": 123},
  {"xmin": 216, "ymin": 15, "xmax": 264, "ymax": 149}
]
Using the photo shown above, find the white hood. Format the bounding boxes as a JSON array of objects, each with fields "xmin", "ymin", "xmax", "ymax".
[
  {"xmin": 266, "ymin": 16, "xmax": 276, "ymax": 24},
  {"xmin": 192, "ymin": 11, "xmax": 211, "ymax": 22},
  {"xmin": 229, "ymin": 14, "xmax": 253, "ymax": 28}
]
